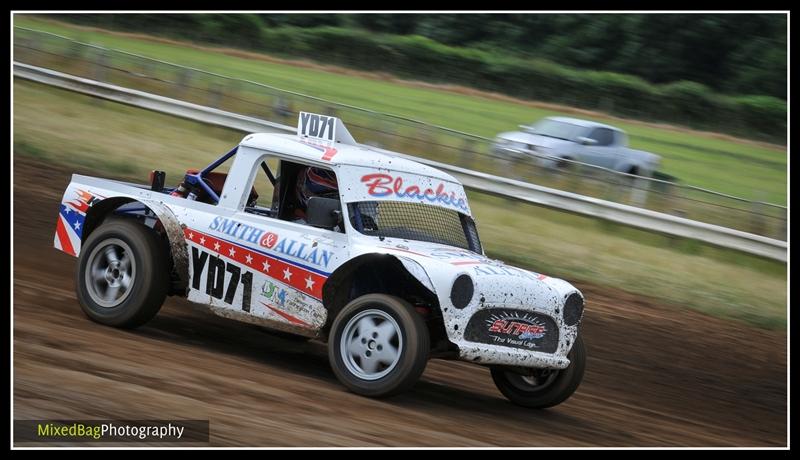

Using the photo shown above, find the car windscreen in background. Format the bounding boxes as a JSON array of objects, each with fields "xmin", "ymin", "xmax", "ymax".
[{"xmin": 349, "ymin": 201, "xmax": 482, "ymax": 253}]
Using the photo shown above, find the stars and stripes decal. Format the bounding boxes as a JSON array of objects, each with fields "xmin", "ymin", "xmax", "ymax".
[
  {"xmin": 54, "ymin": 189, "xmax": 102, "ymax": 257},
  {"xmin": 67, "ymin": 189, "xmax": 103, "ymax": 214},
  {"xmin": 184, "ymin": 227, "xmax": 327, "ymax": 300}
]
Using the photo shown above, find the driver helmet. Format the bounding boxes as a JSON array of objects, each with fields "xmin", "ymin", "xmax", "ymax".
[{"xmin": 296, "ymin": 167, "xmax": 338, "ymax": 209}]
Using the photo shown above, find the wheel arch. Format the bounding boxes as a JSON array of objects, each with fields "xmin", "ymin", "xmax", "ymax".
[
  {"xmin": 321, "ymin": 253, "xmax": 442, "ymax": 337},
  {"xmin": 82, "ymin": 197, "xmax": 189, "ymax": 296},
  {"xmin": 614, "ymin": 160, "xmax": 641, "ymax": 176},
  {"xmin": 553, "ymin": 154, "xmax": 574, "ymax": 170}
]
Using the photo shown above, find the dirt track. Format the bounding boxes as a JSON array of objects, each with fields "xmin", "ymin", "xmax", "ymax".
[{"xmin": 13, "ymin": 158, "xmax": 787, "ymax": 446}]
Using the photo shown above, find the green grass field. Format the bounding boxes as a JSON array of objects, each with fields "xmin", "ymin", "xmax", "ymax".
[
  {"xmin": 13, "ymin": 79, "xmax": 786, "ymax": 329},
  {"xmin": 13, "ymin": 15, "xmax": 787, "ymax": 205}
]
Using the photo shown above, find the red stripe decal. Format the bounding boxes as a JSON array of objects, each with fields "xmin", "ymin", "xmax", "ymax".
[
  {"xmin": 262, "ymin": 302, "xmax": 311, "ymax": 327},
  {"xmin": 185, "ymin": 228, "xmax": 326, "ymax": 300},
  {"xmin": 321, "ymin": 148, "xmax": 338, "ymax": 161},
  {"xmin": 451, "ymin": 260, "xmax": 482, "ymax": 266},
  {"xmin": 56, "ymin": 216, "xmax": 76, "ymax": 256}
]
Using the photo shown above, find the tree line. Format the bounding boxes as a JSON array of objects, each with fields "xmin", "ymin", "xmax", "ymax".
[
  {"xmin": 70, "ymin": 14, "xmax": 785, "ymax": 99},
  {"xmin": 50, "ymin": 14, "xmax": 787, "ymax": 142}
]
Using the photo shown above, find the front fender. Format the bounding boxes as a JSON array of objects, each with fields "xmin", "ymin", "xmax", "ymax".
[{"xmin": 321, "ymin": 252, "xmax": 439, "ymax": 329}]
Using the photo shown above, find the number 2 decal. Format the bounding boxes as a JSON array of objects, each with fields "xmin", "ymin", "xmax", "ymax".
[{"xmin": 191, "ymin": 247, "xmax": 253, "ymax": 312}]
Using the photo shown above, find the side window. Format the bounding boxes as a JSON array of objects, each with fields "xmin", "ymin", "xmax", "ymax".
[
  {"xmin": 243, "ymin": 156, "xmax": 279, "ymax": 218},
  {"xmin": 615, "ymin": 130, "xmax": 627, "ymax": 146},
  {"xmin": 588, "ymin": 128, "xmax": 614, "ymax": 146},
  {"xmin": 275, "ymin": 161, "xmax": 341, "ymax": 230}
]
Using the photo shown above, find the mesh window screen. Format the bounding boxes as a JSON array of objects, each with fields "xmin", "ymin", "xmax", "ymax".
[
  {"xmin": 349, "ymin": 201, "xmax": 481, "ymax": 252},
  {"xmin": 463, "ymin": 218, "xmax": 482, "ymax": 253}
]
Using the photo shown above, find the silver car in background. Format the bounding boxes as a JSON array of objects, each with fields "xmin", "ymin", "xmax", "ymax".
[{"xmin": 492, "ymin": 116, "xmax": 661, "ymax": 177}]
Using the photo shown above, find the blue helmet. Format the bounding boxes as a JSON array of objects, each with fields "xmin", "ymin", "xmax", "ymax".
[{"xmin": 296, "ymin": 167, "xmax": 338, "ymax": 207}]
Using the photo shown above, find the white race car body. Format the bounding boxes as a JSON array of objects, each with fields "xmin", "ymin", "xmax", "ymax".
[{"xmin": 54, "ymin": 112, "xmax": 584, "ymax": 370}]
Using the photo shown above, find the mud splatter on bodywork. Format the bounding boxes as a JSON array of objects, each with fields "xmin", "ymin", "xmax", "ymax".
[{"xmin": 356, "ymin": 242, "xmax": 583, "ymax": 369}]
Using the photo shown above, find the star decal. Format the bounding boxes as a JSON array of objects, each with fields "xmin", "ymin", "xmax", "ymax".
[
  {"xmin": 262, "ymin": 260, "xmax": 271, "ymax": 272},
  {"xmin": 283, "ymin": 267, "xmax": 292, "ymax": 281},
  {"xmin": 228, "ymin": 247, "xmax": 236, "ymax": 257},
  {"xmin": 63, "ymin": 204, "xmax": 71, "ymax": 214},
  {"xmin": 245, "ymin": 253, "xmax": 253, "ymax": 264},
  {"xmin": 188, "ymin": 232, "xmax": 194, "ymax": 240},
  {"xmin": 74, "ymin": 222, "xmax": 81, "ymax": 230},
  {"xmin": 199, "ymin": 236, "xmax": 206, "ymax": 245},
  {"xmin": 214, "ymin": 242, "xmax": 221, "ymax": 251},
  {"xmin": 304, "ymin": 276, "xmax": 315, "ymax": 290}
]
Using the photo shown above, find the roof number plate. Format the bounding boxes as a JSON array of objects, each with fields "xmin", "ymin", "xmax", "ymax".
[{"xmin": 297, "ymin": 112, "xmax": 357, "ymax": 146}]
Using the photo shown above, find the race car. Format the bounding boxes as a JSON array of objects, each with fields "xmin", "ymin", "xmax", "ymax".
[
  {"xmin": 54, "ymin": 112, "xmax": 586, "ymax": 408},
  {"xmin": 492, "ymin": 116, "xmax": 661, "ymax": 177}
]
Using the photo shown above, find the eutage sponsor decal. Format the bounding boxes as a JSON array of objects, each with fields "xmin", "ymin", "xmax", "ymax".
[
  {"xmin": 208, "ymin": 217, "xmax": 333, "ymax": 268},
  {"xmin": 361, "ymin": 173, "xmax": 469, "ymax": 212},
  {"xmin": 487, "ymin": 312, "xmax": 547, "ymax": 341},
  {"xmin": 464, "ymin": 309, "xmax": 559, "ymax": 353}
]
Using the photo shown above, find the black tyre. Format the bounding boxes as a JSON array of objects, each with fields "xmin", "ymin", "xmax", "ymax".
[
  {"xmin": 328, "ymin": 294, "xmax": 429, "ymax": 397},
  {"xmin": 75, "ymin": 217, "xmax": 168, "ymax": 329},
  {"xmin": 556, "ymin": 156, "xmax": 575, "ymax": 170},
  {"xmin": 491, "ymin": 335, "xmax": 586, "ymax": 409}
]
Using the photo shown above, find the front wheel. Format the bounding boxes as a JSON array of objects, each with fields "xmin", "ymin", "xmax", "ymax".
[
  {"xmin": 328, "ymin": 294, "xmax": 430, "ymax": 397},
  {"xmin": 491, "ymin": 335, "xmax": 586, "ymax": 408}
]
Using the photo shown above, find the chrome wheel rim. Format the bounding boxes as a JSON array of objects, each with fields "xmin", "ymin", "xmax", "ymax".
[
  {"xmin": 340, "ymin": 309, "xmax": 403, "ymax": 381},
  {"xmin": 84, "ymin": 238, "xmax": 136, "ymax": 308}
]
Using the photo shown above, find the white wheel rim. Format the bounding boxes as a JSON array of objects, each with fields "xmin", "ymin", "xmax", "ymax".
[{"xmin": 340, "ymin": 309, "xmax": 403, "ymax": 381}]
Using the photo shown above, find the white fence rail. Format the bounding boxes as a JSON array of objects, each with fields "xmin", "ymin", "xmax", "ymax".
[{"xmin": 14, "ymin": 62, "xmax": 788, "ymax": 262}]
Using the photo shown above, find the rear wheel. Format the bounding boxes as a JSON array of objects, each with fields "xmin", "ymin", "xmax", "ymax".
[
  {"xmin": 556, "ymin": 156, "xmax": 575, "ymax": 170},
  {"xmin": 491, "ymin": 335, "xmax": 586, "ymax": 408},
  {"xmin": 328, "ymin": 294, "xmax": 429, "ymax": 397},
  {"xmin": 75, "ymin": 218, "xmax": 168, "ymax": 329}
]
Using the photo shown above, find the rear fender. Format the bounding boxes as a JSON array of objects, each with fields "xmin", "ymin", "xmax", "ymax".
[{"xmin": 56, "ymin": 193, "xmax": 190, "ymax": 296}]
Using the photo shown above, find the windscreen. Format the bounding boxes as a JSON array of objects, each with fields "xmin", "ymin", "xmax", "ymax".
[
  {"xmin": 530, "ymin": 119, "xmax": 588, "ymax": 141},
  {"xmin": 349, "ymin": 201, "xmax": 482, "ymax": 253}
]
